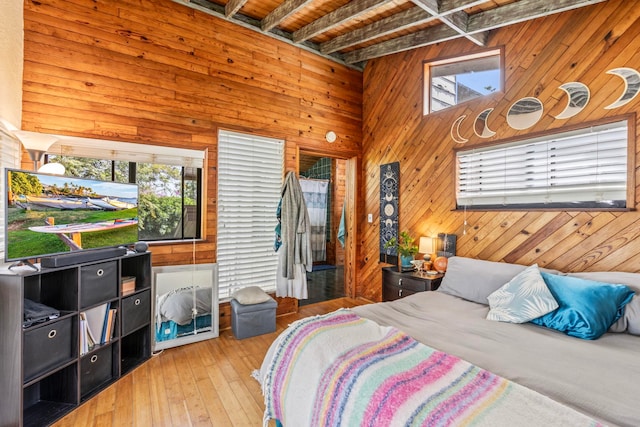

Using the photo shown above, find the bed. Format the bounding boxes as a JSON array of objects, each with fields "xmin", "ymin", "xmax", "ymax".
[{"xmin": 256, "ymin": 256, "xmax": 640, "ymax": 427}]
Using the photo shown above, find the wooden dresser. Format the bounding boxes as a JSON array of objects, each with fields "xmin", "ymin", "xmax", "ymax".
[{"xmin": 382, "ymin": 266, "xmax": 443, "ymax": 301}]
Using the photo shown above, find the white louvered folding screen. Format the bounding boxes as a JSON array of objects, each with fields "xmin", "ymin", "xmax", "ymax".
[
  {"xmin": 217, "ymin": 130, "xmax": 284, "ymax": 300},
  {"xmin": 456, "ymin": 120, "xmax": 628, "ymax": 209}
]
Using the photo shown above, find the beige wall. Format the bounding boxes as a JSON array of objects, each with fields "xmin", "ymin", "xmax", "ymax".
[{"xmin": 0, "ymin": 0, "xmax": 23, "ymax": 128}]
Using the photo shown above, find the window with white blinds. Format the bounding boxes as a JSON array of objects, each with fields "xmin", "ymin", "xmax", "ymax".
[
  {"xmin": 0, "ymin": 124, "xmax": 22, "ymax": 263},
  {"xmin": 456, "ymin": 120, "xmax": 629, "ymax": 209},
  {"xmin": 217, "ymin": 130, "xmax": 284, "ymax": 300}
]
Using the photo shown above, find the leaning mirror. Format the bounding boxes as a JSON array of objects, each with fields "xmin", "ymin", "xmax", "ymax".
[{"xmin": 153, "ymin": 263, "xmax": 219, "ymax": 351}]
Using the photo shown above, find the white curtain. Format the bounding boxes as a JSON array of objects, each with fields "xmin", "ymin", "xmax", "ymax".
[{"xmin": 299, "ymin": 178, "xmax": 329, "ymax": 262}]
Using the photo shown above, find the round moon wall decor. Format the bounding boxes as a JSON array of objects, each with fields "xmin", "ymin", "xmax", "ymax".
[
  {"xmin": 554, "ymin": 82, "xmax": 590, "ymax": 119},
  {"xmin": 605, "ymin": 67, "xmax": 640, "ymax": 109},
  {"xmin": 507, "ymin": 97, "xmax": 544, "ymax": 130}
]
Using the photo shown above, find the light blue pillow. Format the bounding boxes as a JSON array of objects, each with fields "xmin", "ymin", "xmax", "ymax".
[
  {"xmin": 531, "ymin": 272, "xmax": 635, "ymax": 340},
  {"xmin": 486, "ymin": 264, "xmax": 559, "ymax": 323}
]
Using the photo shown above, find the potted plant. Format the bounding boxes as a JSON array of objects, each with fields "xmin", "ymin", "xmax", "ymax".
[{"xmin": 384, "ymin": 230, "xmax": 419, "ymax": 270}]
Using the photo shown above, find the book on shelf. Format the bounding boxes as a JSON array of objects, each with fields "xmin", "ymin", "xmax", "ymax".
[
  {"xmin": 81, "ymin": 302, "xmax": 114, "ymax": 351},
  {"xmin": 81, "ymin": 311, "xmax": 97, "ymax": 347},
  {"xmin": 80, "ymin": 317, "xmax": 87, "ymax": 355},
  {"xmin": 104, "ymin": 308, "xmax": 117, "ymax": 341}
]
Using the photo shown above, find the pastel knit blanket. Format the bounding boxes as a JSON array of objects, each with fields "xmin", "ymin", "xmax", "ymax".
[{"xmin": 258, "ymin": 309, "xmax": 603, "ymax": 427}]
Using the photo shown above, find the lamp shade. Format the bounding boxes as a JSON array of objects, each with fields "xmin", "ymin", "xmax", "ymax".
[
  {"xmin": 13, "ymin": 131, "xmax": 59, "ymax": 170},
  {"xmin": 419, "ymin": 236, "xmax": 433, "ymax": 254}
]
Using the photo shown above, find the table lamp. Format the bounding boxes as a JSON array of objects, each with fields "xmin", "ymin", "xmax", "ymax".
[{"xmin": 419, "ymin": 236, "xmax": 434, "ymax": 269}]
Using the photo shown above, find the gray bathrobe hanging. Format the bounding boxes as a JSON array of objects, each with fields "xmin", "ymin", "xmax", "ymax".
[{"xmin": 279, "ymin": 171, "xmax": 312, "ymax": 279}]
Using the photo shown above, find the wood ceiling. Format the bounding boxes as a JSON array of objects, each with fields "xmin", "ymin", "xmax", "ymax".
[{"xmin": 175, "ymin": 0, "xmax": 606, "ymax": 69}]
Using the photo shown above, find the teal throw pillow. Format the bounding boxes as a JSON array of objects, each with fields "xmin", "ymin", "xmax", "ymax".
[
  {"xmin": 486, "ymin": 264, "xmax": 559, "ymax": 323},
  {"xmin": 531, "ymin": 272, "xmax": 635, "ymax": 340}
]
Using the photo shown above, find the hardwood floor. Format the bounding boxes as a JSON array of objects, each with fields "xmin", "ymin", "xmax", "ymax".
[{"xmin": 52, "ymin": 297, "xmax": 369, "ymax": 427}]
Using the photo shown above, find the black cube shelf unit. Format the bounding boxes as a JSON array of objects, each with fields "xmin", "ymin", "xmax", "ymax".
[{"xmin": 0, "ymin": 251, "xmax": 152, "ymax": 427}]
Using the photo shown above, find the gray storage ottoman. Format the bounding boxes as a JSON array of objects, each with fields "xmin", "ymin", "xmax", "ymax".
[{"xmin": 230, "ymin": 297, "xmax": 277, "ymax": 339}]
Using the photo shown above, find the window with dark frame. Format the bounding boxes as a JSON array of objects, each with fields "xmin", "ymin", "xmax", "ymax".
[
  {"xmin": 456, "ymin": 119, "xmax": 630, "ymax": 210},
  {"xmin": 46, "ymin": 155, "xmax": 203, "ymax": 241}
]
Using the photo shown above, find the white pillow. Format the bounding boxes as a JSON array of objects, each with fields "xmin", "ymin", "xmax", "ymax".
[
  {"xmin": 232, "ymin": 286, "xmax": 272, "ymax": 305},
  {"xmin": 486, "ymin": 264, "xmax": 559, "ymax": 323}
]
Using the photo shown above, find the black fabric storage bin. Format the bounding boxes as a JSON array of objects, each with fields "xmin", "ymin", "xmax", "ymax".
[
  {"xmin": 122, "ymin": 290, "xmax": 150, "ymax": 336},
  {"xmin": 23, "ymin": 317, "xmax": 74, "ymax": 382},
  {"xmin": 80, "ymin": 261, "xmax": 118, "ymax": 309},
  {"xmin": 231, "ymin": 298, "xmax": 277, "ymax": 339},
  {"xmin": 80, "ymin": 343, "xmax": 114, "ymax": 397}
]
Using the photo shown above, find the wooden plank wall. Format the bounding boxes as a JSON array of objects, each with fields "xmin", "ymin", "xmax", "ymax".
[
  {"xmin": 20, "ymin": 0, "xmax": 362, "ymax": 268},
  {"xmin": 359, "ymin": 0, "xmax": 640, "ymax": 301}
]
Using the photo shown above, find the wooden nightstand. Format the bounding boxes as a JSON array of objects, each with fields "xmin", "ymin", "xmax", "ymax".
[{"xmin": 382, "ymin": 266, "xmax": 444, "ymax": 301}]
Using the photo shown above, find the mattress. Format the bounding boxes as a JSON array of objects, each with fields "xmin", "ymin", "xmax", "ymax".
[{"xmin": 352, "ymin": 291, "xmax": 640, "ymax": 427}]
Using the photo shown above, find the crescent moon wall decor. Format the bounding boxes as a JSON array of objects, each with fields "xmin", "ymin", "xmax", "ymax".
[
  {"xmin": 450, "ymin": 115, "xmax": 469, "ymax": 144},
  {"xmin": 447, "ymin": 67, "xmax": 639, "ymax": 140},
  {"xmin": 507, "ymin": 97, "xmax": 544, "ymax": 130},
  {"xmin": 605, "ymin": 67, "xmax": 640, "ymax": 109},
  {"xmin": 474, "ymin": 108, "xmax": 496, "ymax": 138},
  {"xmin": 554, "ymin": 82, "xmax": 590, "ymax": 119}
]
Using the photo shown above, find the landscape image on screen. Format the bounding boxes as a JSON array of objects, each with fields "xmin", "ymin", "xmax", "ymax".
[{"xmin": 6, "ymin": 170, "xmax": 138, "ymax": 261}]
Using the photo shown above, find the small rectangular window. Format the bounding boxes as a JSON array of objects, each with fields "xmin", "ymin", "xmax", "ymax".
[
  {"xmin": 425, "ymin": 49, "xmax": 502, "ymax": 114},
  {"xmin": 456, "ymin": 119, "xmax": 630, "ymax": 209}
]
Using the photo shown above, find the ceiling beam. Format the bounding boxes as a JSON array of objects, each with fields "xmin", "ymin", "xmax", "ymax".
[
  {"xmin": 412, "ymin": 0, "xmax": 487, "ymax": 46},
  {"xmin": 344, "ymin": 0, "xmax": 605, "ymax": 64},
  {"xmin": 224, "ymin": 0, "xmax": 248, "ymax": 18},
  {"xmin": 440, "ymin": 0, "xmax": 493, "ymax": 13},
  {"xmin": 320, "ymin": 7, "xmax": 434, "ymax": 55},
  {"xmin": 293, "ymin": 0, "xmax": 390, "ymax": 43},
  {"xmin": 262, "ymin": 0, "xmax": 314, "ymax": 32},
  {"xmin": 467, "ymin": 0, "xmax": 607, "ymax": 32},
  {"xmin": 344, "ymin": 24, "xmax": 460, "ymax": 64},
  {"xmin": 174, "ymin": 0, "xmax": 362, "ymax": 70}
]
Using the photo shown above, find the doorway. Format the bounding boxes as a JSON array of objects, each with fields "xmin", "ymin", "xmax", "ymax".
[{"xmin": 299, "ymin": 153, "xmax": 347, "ymax": 305}]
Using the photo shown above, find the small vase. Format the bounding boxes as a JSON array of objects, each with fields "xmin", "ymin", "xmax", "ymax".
[{"xmin": 400, "ymin": 254, "xmax": 414, "ymax": 269}]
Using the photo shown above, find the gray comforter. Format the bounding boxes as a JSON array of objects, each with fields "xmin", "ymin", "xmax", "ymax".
[{"xmin": 353, "ymin": 291, "xmax": 640, "ymax": 427}]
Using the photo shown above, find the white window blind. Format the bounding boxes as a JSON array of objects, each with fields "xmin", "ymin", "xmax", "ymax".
[
  {"xmin": 217, "ymin": 130, "xmax": 283, "ymax": 300},
  {"xmin": 456, "ymin": 120, "xmax": 628, "ymax": 209},
  {"xmin": 0, "ymin": 124, "xmax": 22, "ymax": 264}
]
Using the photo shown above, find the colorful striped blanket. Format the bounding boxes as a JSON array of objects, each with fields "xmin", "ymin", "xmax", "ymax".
[{"xmin": 257, "ymin": 310, "xmax": 603, "ymax": 427}]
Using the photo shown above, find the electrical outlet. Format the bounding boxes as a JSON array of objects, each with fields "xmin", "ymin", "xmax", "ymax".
[{"xmin": 367, "ymin": 213, "xmax": 373, "ymax": 223}]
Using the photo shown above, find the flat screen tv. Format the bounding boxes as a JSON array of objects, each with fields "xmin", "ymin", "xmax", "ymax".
[{"xmin": 5, "ymin": 168, "xmax": 139, "ymax": 264}]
